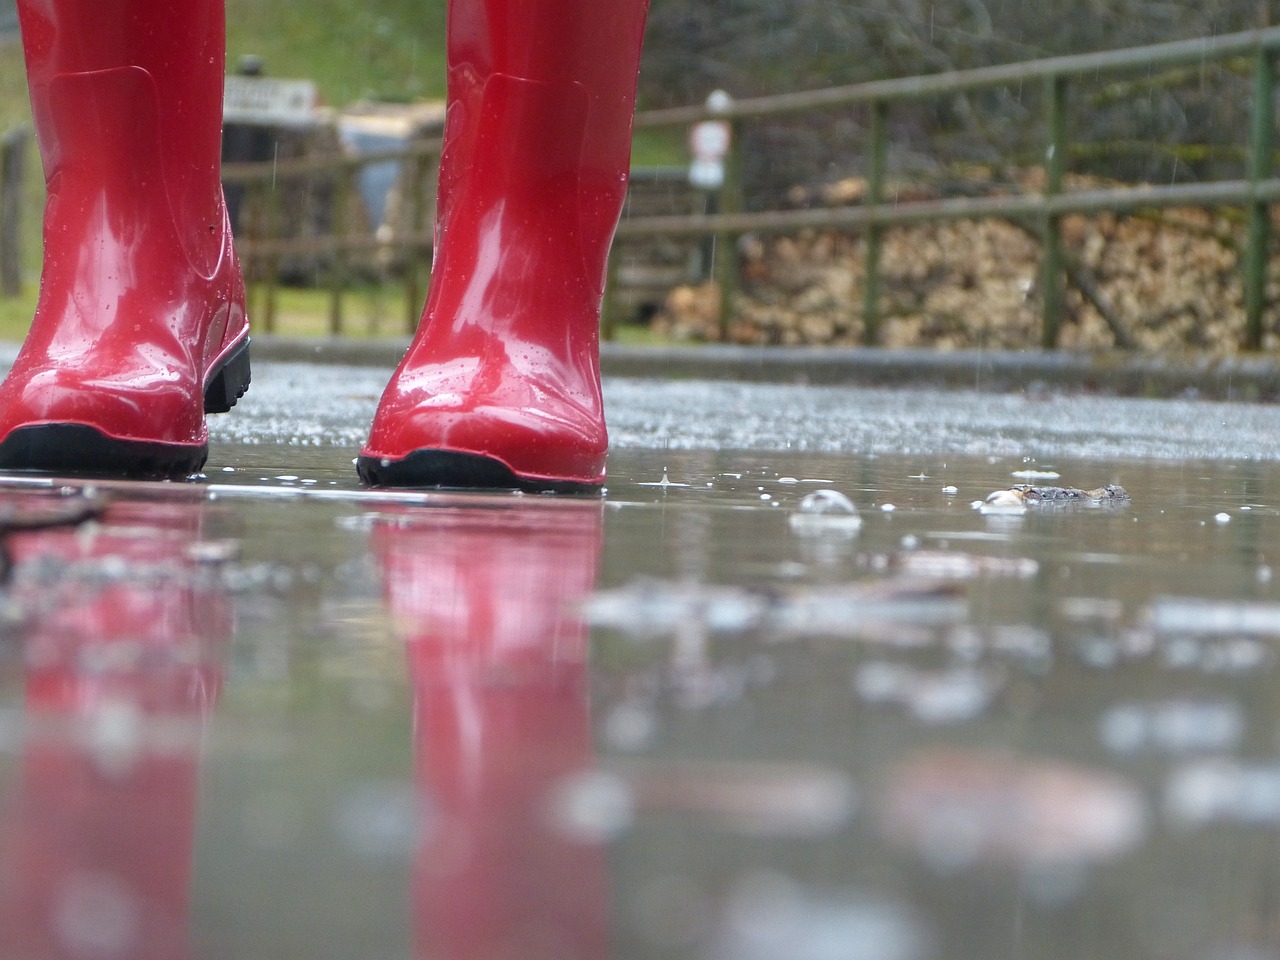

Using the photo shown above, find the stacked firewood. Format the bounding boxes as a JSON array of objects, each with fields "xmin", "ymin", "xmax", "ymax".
[{"xmin": 652, "ymin": 172, "xmax": 1273, "ymax": 352}]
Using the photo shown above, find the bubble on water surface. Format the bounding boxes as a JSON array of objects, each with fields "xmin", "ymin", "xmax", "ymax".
[{"xmin": 789, "ymin": 490, "xmax": 862, "ymax": 535}]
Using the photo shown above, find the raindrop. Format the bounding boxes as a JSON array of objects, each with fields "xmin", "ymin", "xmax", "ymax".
[{"xmin": 639, "ymin": 467, "xmax": 690, "ymax": 488}]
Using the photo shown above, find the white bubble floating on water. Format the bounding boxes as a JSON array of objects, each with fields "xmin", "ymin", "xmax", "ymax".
[{"xmin": 788, "ymin": 490, "xmax": 862, "ymax": 535}]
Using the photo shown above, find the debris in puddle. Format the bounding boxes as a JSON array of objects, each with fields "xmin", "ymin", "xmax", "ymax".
[
  {"xmin": 1165, "ymin": 759, "xmax": 1280, "ymax": 826},
  {"xmin": 788, "ymin": 490, "xmax": 862, "ymax": 535},
  {"xmin": 582, "ymin": 577, "xmax": 967, "ymax": 639},
  {"xmin": 978, "ymin": 483, "xmax": 1129, "ymax": 515},
  {"xmin": 880, "ymin": 749, "xmax": 1146, "ymax": 871},
  {"xmin": 1099, "ymin": 701, "xmax": 1244, "ymax": 755},
  {"xmin": 707, "ymin": 872, "xmax": 932, "ymax": 960},
  {"xmin": 854, "ymin": 662, "xmax": 1004, "ymax": 724}
]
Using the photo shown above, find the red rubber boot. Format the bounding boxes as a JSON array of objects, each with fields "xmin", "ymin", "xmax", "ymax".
[
  {"xmin": 0, "ymin": 0, "xmax": 250, "ymax": 479},
  {"xmin": 358, "ymin": 0, "xmax": 649, "ymax": 492}
]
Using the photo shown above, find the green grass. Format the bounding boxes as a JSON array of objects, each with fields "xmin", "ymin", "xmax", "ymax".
[{"xmin": 225, "ymin": 0, "xmax": 448, "ymax": 104}]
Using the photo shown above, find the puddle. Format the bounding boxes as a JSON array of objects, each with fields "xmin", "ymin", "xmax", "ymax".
[{"xmin": 0, "ymin": 436, "xmax": 1279, "ymax": 958}]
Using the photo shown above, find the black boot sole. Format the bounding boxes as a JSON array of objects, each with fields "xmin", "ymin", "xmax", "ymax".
[
  {"xmin": 0, "ymin": 337, "xmax": 252, "ymax": 479},
  {"xmin": 356, "ymin": 449, "xmax": 603, "ymax": 495}
]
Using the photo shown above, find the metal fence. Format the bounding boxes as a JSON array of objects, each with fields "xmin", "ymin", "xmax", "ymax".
[{"xmin": 628, "ymin": 25, "xmax": 1280, "ymax": 349}]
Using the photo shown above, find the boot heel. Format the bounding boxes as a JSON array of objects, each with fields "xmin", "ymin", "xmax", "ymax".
[{"xmin": 204, "ymin": 337, "xmax": 251, "ymax": 414}]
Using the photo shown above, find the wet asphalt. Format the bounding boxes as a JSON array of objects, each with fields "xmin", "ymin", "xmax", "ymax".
[{"xmin": 191, "ymin": 338, "xmax": 1280, "ymax": 466}]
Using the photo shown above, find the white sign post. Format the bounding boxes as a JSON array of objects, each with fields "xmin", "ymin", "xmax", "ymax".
[{"xmin": 688, "ymin": 89, "xmax": 734, "ymax": 190}]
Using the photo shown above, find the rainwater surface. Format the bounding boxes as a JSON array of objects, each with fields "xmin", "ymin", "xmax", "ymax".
[{"xmin": 1, "ymin": 368, "xmax": 1280, "ymax": 959}]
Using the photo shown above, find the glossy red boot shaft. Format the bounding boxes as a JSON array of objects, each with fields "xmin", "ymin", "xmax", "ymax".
[
  {"xmin": 359, "ymin": 0, "xmax": 649, "ymax": 492},
  {"xmin": 0, "ymin": 0, "xmax": 250, "ymax": 479}
]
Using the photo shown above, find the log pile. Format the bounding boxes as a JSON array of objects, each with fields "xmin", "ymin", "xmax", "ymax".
[{"xmin": 651, "ymin": 171, "xmax": 1276, "ymax": 352}]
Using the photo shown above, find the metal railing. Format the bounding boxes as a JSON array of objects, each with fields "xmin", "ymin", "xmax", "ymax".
[
  {"xmin": 220, "ymin": 138, "xmax": 442, "ymax": 336},
  {"xmin": 624, "ymin": 26, "xmax": 1280, "ymax": 348}
]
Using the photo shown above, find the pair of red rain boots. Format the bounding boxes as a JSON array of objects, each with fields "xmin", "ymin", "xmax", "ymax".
[{"xmin": 0, "ymin": 0, "xmax": 649, "ymax": 492}]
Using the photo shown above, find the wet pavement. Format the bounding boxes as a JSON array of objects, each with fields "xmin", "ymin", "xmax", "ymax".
[{"xmin": 4, "ymin": 355, "xmax": 1280, "ymax": 958}]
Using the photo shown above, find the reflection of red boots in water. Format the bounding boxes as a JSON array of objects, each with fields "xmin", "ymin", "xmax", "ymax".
[
  {"xmin": 358, "ymin": 0, "xmax": 650, "ymax": 492},
  {"xmin": 374, "ymin": 503, "xmax": 608, "ymax": 960},
  {"xmin": 0, "ymin": 502, "xmax": 230, "ymax": 960},
  {"xmin": 0, "ymin": 0, "xmax": 249, "ymax": 478}
]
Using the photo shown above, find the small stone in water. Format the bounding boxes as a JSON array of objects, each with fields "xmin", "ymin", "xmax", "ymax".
[
  {"xmin": 942, "ymin": 485, "xmax": 959, "ymax": 495},
  {"xmin": 881, "ymin": 503, "xmax": 896, "ymax": 513},
  {"xmin": 1214, "ymin": 512, "xmax": 1231, "ymax": 525}
]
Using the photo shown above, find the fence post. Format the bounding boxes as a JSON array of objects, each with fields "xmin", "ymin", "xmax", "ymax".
[
  {"xmin": 403, "ymin": 149, "xmax": 430, "ymax": 335},
  {"xmin": 1041, "ymin": 74, "xmax": 1068, "ymax": 349},
  {"xmin": 1245, "ymin": 45, "xmax": 1275, "ymax": 350},
  {"xmin": 263, "ymin": 182, "xmax": 282, "ymax": 334},
  {"xmin": 714, "ymin": 118, "xmax": 743, "ymax": 341},
  {"xmin": 862, "ymin": 100, "xmax": 888, "ymax": 346},
  {"xmin": 328, "ymin": 166, "xmax": 353, "ymax": 336},
  {"xmin": 0, "ymin": 127, "xmax": 27, "ymax": 298}
]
